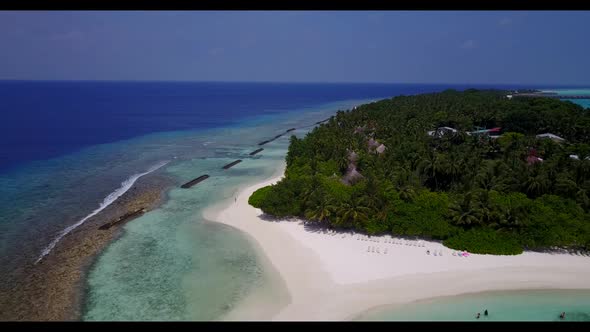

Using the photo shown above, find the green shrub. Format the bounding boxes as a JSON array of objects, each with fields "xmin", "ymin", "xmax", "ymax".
[
  {"xmin": 443, "ymin": 228, "xmax": 523, "ymax": 255},
  {"xmin": 248, "ymin": 186, "xmax": 273, "ymax": 208}
]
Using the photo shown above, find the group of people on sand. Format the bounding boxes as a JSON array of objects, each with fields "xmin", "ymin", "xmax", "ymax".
[
  {"xmin": 475, "ymin": 309, "xmax": 569, "ymax": 320},
  {"xmin": 476, "ymin": 309, "xmax": 489, "ymax": 319}
]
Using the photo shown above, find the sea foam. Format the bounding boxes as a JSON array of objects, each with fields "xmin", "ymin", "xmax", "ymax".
[{"xmin": 34, "ymin": 160, "xmax": 170, "ymax": 264}]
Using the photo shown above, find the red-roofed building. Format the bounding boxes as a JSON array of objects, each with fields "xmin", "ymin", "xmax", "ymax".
[{"xmin": 527, "ymin": 148, "xmax": 543, "ymax": 165}]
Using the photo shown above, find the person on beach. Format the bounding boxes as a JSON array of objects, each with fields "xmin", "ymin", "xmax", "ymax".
[
  {"xmin": 476, "ymin": 313, "xmax": 480, "ymax": 319},
  {"xmin": 560, "ymin": 312, "xmax": 566, "ymax": 319},
  {"xmin": 484, "ymin": 309, "xmax": 488, "ymax": 316},
  {"xmin": 235, "ymin": 197, "xmax": 237, "ymax": 203},
  {"xmin": 426, "ymin": 250, "xmax": 430, "ymax": 255}
]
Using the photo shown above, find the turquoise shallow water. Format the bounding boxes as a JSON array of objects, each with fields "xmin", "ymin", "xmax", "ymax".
[
  {"xmin": 353, "ymin": 289, "xmax": 590, "ymax": 321},
  {"xmin": 541, "ymin": 88, "xmax": 590, "ymax": 109},
  {"xmin": 541, "ymin": 88, "xmax": 590, "ymax": 96},
  {"xmin": 82, "ymin": 99, "xmax": 366, "ymax": 320}
]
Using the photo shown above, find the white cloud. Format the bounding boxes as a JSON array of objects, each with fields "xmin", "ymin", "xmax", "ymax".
[{"xmin": 460, "ymin": 39, "xmax": 477, "ymax": 49}]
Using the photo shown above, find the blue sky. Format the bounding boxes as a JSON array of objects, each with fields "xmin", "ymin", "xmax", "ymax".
[{"xmin": 0, "ymin": 11, "xmax": 589, "ymax": 85}]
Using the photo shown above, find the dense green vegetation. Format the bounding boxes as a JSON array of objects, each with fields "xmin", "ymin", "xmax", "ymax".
[{"xmin": 249, "ymin": 89, "xmax": 590, "ymax": 254}]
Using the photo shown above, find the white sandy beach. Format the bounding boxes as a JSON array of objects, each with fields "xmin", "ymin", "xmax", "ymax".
[{"xmin": 204, "ymin": 162, "xmax": 590, "ymax": 321}]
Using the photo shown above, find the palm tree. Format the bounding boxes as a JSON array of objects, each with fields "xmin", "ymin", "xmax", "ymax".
[
  {"xmin": 574, "ymin": 160, "xmax": 590, "ymax": 186},
  {"xmin": 419, "ymin": 152, "xmax": 446, "ymax": 190},
  {"xmin": 304, "ymin": 197, "xmax": 336, "ymax": 224},
  {"xmin": 399, "ymin": 186, "xmax": 416, "ymax": 202},
  {"xmin": 576, "ymin": 188, "xmax": 590, "ymax": 210},
  {"xmin": 475, "ymin": 162, "xmax": 508, "ymax": 193},
  {"xmin": 451, "ymin": 130, "xmax": 469, "ymax": 145},
  {"xmin": 524, "ymin": 173, "xmax": 549, "ymax": 198},
  {"xmin": 448, "ymin": 192, "xmax": 481, "ymax": 227},
  {"xmin": 336, "ymin": 196, "xmax": 371, "ymax": 227},
  {"xmin": 555, "ymin": 174, "xmax": 578, "ymax": 198},
  {"xmin": 446, "ymin": 153, "xmax": 463, "ymax": 183}
]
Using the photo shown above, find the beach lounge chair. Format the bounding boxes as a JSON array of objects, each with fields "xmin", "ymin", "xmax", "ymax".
[
  {"xmin": 434, "ymin": 251, "xmax": 437, "ymax": 256},
  {"xmin": 439, "ymin": 251, "xmax": 443, "ymax": 256},
  {"xmin": 384, "ymin": 248, "xmax": 388, "ymax": 254},
  {"xmin": 377, "ymin": 248, "xmax": 380, "ymax": 253},
  {"xmin": 452, "ymin": 251, "xmax": 456, "ymax": 256},
  {"xmin": 367, "ymin": 246, "xmax": 370, "ymax": 252}
]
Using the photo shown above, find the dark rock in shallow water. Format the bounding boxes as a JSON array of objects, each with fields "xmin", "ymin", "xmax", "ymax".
[
  {"xmin": 257, "ymin": 139, "xmax": 271, "ymax": 146},
  {"xmin": 180, "ymin": 175, "xmax": 210, "ymax": 189},
  {"xmin": 98, "ymin": 208, "xmax": 146, "ymax": 230},
  {"xmin": 249, "ymin": 148, "xmax": 264, "ymax": 156},
  {"xmin": 222, "ymin": 160, "xmax": 242, "ymax": 170}
]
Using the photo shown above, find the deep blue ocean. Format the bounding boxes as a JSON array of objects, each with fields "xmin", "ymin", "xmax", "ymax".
[
  {"xmin": 0, "ymin": 81, "xmax": 476, "ymax": 172},
  {"xmin": 0, "ymin": 81, "xmax": 587, "ymax": 320},
  {"xmin": 2, "ymin": 81, "xmax": 576, "ymax": 172}
]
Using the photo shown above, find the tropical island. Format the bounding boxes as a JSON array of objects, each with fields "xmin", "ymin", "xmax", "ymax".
[{"xmin": 249, "ymin": 89, "xmax": 590, "ymax": 255}]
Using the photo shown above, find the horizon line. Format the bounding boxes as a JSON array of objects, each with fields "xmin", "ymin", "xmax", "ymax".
[{"xmin": 0, "ymin": 79, "xmax": 588, "ymax": 87}]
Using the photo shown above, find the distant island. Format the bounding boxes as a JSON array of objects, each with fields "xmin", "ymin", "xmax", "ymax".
[{"xmin": 249, "ymin": 89, "xmax": 590, "ymax": 255}]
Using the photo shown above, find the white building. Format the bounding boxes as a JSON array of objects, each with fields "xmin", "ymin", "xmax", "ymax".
[
  {"xmin": 570, "ymin": 155, "xmax": 590, "ymax": 160},
  {"xmin": 427, "ymin": 126, "xmax": 458, "ymax": 137},
  {"xmin": 536, "ymin": 133, "xmax": 565, "ymax": 142}
]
